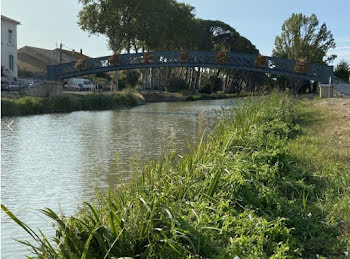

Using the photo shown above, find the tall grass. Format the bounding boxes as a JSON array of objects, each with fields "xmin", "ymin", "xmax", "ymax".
[
  {"xmin": 1, "ymin": 91, "xmax": 143, "ymax": 117},
  {"xmin": 186, "ymin": 91, "xmax": 252, "ymax": 101},
  {"xmin": 2, "ymin": 93, "xmax": 349, "ymax": 258}
]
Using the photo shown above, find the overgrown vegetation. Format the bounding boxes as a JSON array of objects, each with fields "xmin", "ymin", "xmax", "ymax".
[
  {"xmin": 2, "ymin": 93, "xmax": 350, "ymax": 258},
  {"xmin": 1, "ymin": 92, "xmax": 143, "ymax": 117},
  {"xmin": 186, "ymin": 91, "xmax": 250, "ymax": 101}
]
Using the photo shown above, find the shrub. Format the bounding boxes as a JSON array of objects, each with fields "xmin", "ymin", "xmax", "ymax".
[
  {"xmin": 118, "ymin": 78, "xmax": 126, "ymax": 90},
  {"xmin": 126, "ymin": 70, "xmax": 140, "ymax": 87},
  {"xmin": 209, "ymin": 76, "xmax": 222, "ymax": 92},
  {"xmin": 1, "ymin": 92, "xmax": 141, "ymax": 116},
  {"xmin": 199, "ymin": 83, "xmax": 212, "ymax": 94},
  {"xmin": 165, "ymin": 78, "xmax": 189, "ymax": 93}
]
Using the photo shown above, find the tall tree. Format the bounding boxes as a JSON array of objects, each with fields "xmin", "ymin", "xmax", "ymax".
[
  {"xmin": 78, "ymin": 0, "xmax": 195, "ymax": 53},
  {"xmin": 78, "ymin": 0, "xmax": 138, "ymax": 53},
  {"xmin": 334, "ymin": 60, "xmax": 350, "ymax": 82},
  {"xmin": 273, "ymin": 13, "xmax": 336, "ymax": 64}
]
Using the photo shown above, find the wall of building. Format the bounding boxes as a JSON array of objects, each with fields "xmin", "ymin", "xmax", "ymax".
[
  {"xmin": 1, "ymin": 19, "xmax": 19, "ymax": 80},
  {"xmin": 20, "ymin": 81, "xmax": 63, "ymax": 97}
]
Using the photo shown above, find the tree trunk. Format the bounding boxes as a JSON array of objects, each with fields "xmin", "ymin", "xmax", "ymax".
[
  {"xmin": 185, "ymin": 67, "xmax": 189, "ymax": 84},
  {"xmin": 224, "ymin": 72, "xmax": 230, "ymax": 93},
  {"xmin": 196, "ymin": 67, "xmax": 201, "ymax": 89}
]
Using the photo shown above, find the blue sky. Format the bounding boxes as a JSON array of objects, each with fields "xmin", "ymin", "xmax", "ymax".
[{"xmin": 2, "ymin": 0, "xmax": 349, "ymax": 65}]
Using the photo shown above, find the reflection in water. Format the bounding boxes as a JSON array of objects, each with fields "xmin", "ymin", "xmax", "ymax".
[{"xmin": 1, "ymin": 98, "xmax": 239, "ymax": 258}]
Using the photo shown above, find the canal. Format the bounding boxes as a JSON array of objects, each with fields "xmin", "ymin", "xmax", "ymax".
[{"xmin": 1, "ymin": 98, "xmax": 240, "ymax": 258}]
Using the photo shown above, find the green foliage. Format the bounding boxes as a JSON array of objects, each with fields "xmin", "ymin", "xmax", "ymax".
[
  {"xmin": 165, "ymin": 78, "xmax": 189, "ymax": 93},
  {"xmin": 1, "ymin": 92, "xmax": 141, "ymax": 117},
  {"xmin": 78, "ymin": 0, "xmax": 195, "ymax": 53},
  {"xmin": 204, "ymin": 76, "xmax": 222, "ymax": 93},
  {"xmin": 194, "ymin": 19, "xmax": 258, "ymax": 54},
  {"xmin": 273, "ymin": 13, "xmax": 336, "ymax": 64},
  {"xmin": 3, "ymin": 93, "xmax": 349, "ymax": 258},
  {"xmin": 187, "ymin": 91, "xmax": 243, "ymax": 101},
  {"xmin": 95, "ymin": 72, "xmax": 111, "ymax": 81},
  {"xmin": 334, "ymin": 60, "xmax": 350, "ymax": 82},
  {"xmin": 77, "ymin": 0, "xmax": 257, "ymax": 55},
  {"xmin": 126, "ymin": 70, "xmax": 140, "ymax": 87}
]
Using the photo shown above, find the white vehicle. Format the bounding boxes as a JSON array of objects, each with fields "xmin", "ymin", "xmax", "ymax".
[{"xmin": 64, "ymin": 78, "xmax": 95, "ymax": 91}]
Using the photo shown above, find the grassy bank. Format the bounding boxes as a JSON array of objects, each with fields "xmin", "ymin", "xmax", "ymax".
[
  {"xmin": 1, "ymin": 91, "xmax": 250, "ymax": 117},
  {"xmin": 2, "ymin": 94, "xmax": 350, "ymax": 258},
  {"xmin": 186, "ymin": 91, "xmax": 252, "ymax": 101},
  {"xmin": 140, "ymin": 91, "xmax": 248, "ymax": 103},
  {"xmin": 1, "ymin": 91, "xmax": 144, "ymax": 117}
]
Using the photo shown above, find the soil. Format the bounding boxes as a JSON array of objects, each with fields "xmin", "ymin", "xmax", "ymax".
[{"xmin": 314, "ymin": 98, "xmax": 350, "ymax": 150}]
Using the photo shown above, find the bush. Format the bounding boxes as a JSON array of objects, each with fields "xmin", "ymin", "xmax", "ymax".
[
  {"xmin": 126, "ymin": 70, "xmax": 140, "ymax": 87},
  {"xmin": 1, "ymin": 92, "xmax": 141, "ymax": 116},
  {"xmin": 165, "ymin": 78, "xmax": 189, "ymax": 93},
  {"xmin": 117, "ymin": 78, "xmax": 126, "ymax": 90},
  {"xmin": 200, "ymin": 76, "xmax": 223, "ymax": 94},
  {"xmin": 199, "ymin": 83, "xmax": 212, "ymax": 94}
]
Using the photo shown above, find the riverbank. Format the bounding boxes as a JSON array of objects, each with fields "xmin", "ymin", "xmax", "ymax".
[
  {"xmin": 1, "ymin": 91, "xmax": 145, "ymax": 116},
  {"xmin": 1, "ymin": 90, "xmax": 249, "ymax": 117},
  {"xmin": 141, "ymin": 91, "xmax": 248, "ymax": 102},
  {"xmin": 3, "ymin": 94, "xmax": 349, "ymax": 257}
]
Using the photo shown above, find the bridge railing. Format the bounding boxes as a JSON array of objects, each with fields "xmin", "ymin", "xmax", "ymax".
[{"xmin": 47, "ymin": 51, "xmax": 333, "ymax": 84}]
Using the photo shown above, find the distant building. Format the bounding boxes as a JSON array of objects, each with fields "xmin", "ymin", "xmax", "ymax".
[
  {"xmin": 18, "ymin": 46, "xmax": 89, "ymax": 79},
  {"xmin": 1, "ymin": 15, "xmax": 20, "ymax": 80}
]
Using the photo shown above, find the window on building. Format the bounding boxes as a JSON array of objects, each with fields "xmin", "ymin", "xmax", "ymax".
[
  {"xmin": 8, "ymin": 30, "xmax": 13, "ymax": 44},
  {"xmin": 9, "ymin": 55, "xmax": 14, "ymax": 70}
]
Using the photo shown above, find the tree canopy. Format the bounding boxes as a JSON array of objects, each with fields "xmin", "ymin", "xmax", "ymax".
[
  {"xmin": 272, "ymin": 13, "xmax": 336, "ymax": 64},
  {"xmin": 334, "ymin": 60, "xmax": 350, "ymax": 82},
  {"xmin": 77, "ymin": 0, "xmax": 261, "ymax": 95},
  {"xmin": 77, "ymin": 0, "xmax": 258, "ymax": 54}
]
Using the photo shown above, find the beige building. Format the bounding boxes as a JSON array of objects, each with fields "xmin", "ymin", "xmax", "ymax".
[
  {"xmin": 1, "ymin": 15, "xmax": 20, "ymax": 80},
  {"xmin": 18, "ymin": 46, "xmax": 89, "ymax": 79}
]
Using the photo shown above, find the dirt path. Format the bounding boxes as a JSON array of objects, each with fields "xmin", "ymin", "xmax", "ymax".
[{"xmin": 314, "ymin": 98, "xmax": 350, "ymax": 150}]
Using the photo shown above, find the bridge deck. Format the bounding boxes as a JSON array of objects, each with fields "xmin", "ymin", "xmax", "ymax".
[{"xmin": 47, "ymin": 51, "xmax": 333, "ymax": 84}]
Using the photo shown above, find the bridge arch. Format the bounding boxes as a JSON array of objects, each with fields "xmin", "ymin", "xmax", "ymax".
[{"xmin": 47, "ymin": 51, "xmax": 333, "ymax": 84}]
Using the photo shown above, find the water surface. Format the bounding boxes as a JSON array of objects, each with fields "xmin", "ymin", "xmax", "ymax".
[{"xmin": 1, "ymin": 98, "xmax": 239, "ymax": 258}]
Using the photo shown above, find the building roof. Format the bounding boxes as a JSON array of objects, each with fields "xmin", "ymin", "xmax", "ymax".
[
  {"xmin": 1, "ymin": 15, "xmax": 20, "ymax": 25},
  {"xmin": 18, "ymin": 46, "xmax": 90, "ymax": 77}
]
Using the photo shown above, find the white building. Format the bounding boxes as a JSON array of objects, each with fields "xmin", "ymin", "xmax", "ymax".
[{"xmin": 1, "ymin": 15, "xmax": 20, "ymax": 81}]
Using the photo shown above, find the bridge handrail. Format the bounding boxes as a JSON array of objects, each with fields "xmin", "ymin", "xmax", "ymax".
[{"xmin": 47, "ymin": 51, "xmax": 333, "ymax": 84}]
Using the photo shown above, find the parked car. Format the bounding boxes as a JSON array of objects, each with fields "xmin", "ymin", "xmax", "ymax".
[
  {"xmin": 65, "ymin": 78, "xmax": 95, "ymax": 91},
  {"xmin": 1, "ymin": 81, "xmax": 9, "ymax": 91},
  {"xmin": 28, "ymin": 81, "xmax": 42, "ymax": 88},
  {"xmin": 8, "ymin": 81, "xmax": 20, "ymax": 91}
]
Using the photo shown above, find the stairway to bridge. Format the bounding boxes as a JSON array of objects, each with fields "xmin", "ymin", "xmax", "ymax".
[
  {"xmin": 334, "ymin": 84, "xmax": 350, "ymax": 97},
  {"xmin": 333, "ymin": 77, "xmax": 350, "ymax": 97}
]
